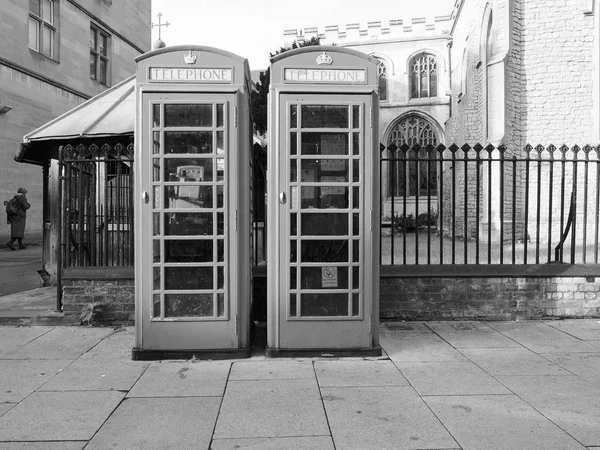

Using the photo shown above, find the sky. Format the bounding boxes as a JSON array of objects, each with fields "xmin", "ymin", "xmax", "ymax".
[{"xmin": 150, "ymin": 0, "xmax": 456, "ymax": 71}]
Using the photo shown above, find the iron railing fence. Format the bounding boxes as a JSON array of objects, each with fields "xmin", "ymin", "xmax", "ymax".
[{"xmin": 380, "ymin": 143, "xmax": 600, "ymax": 266}]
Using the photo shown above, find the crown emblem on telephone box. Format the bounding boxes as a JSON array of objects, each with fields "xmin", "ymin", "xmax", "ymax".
[
  {"xmin": 316, "ymin": 52, "xmax": 333, "ymax": 65},
  {"xmin": 184, "ymin": 51, "xmax": 197, "ymax": 64}
]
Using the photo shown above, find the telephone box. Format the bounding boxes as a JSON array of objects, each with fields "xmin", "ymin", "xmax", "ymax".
[
  {"xmin": 267, "ymin": 46, "xmax": 381, "ymax": 356},
  {"xmin": 133, "ymin": 46, "xmax": 253, "ymax": 359}
]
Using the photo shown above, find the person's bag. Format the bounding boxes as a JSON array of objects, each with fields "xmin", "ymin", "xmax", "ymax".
[{"xmin": 5, "ymin": 197, "xmax": 19, "ymax": 215}]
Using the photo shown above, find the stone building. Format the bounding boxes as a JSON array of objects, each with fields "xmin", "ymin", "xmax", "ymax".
[{"xmin": 0, "ymin": 0, "xmax": 151, "ymax": 254}]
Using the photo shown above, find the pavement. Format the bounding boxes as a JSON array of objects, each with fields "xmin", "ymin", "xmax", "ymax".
[{"xmin": 0, "ymin": 310, "xmax": 599, "ymax": 449}]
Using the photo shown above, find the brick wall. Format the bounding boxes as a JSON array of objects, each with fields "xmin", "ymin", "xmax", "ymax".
[
  {"xmin": 61, "ymin": 267, "xmax": 134, "ymax": 325},
  {"xmin": 380, "ymin": 276, "xmax": 600, "ymax": 320}
]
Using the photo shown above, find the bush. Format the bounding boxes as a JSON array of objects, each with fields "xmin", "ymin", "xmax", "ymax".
[{"xmin": 384, "ymin": 209, "xmax": 438, "ymax": 232}]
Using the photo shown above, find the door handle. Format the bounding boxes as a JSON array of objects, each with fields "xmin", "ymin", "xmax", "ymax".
[{"xmin": 279, "ymin": 191, "xmax": 287, "ymax": 205}]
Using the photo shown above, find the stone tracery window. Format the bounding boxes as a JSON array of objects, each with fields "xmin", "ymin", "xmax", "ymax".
[
  {"xmin": 410, "ymin": 53, "xmax": 438, "ymax": 99},
  {"xmin": 388, "ymin": 115, "xmax": 438, "ymax": 197},
  {"xmin": 375, "ymin": 58, "xmax": 388, "ymax": 101}
]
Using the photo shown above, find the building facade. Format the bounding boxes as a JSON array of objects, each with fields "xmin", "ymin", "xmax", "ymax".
[{"xmin": 0, "ymin": 0, "xmax": 150, "ymax": 250}]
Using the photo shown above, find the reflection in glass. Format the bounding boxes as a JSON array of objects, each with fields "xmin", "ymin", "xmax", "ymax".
[
  {"xmin": 153, "ymin": 159, "xmax": 160, "ymax": 182},
  {"xmin": 217, "ymin": 104, "xmax": 224, "ymax": 127},
  {"xmin": 165, "ymin": 131, "xmax": 212, "ymax": 154},
  {"xmin": 164, "ymin": 212, "xmax": 213, "ymax": 235},
  {"xmin": 153, "ymin": 267, "xmax": 160, "ymax": 290},
  {"xmin": 153, "ymin": 186, "xmax": 160, "ymax": 209},
  {"xmin": 301, "ymin": 105, "xmax": 348, "ymax": 128},
  {"xmin": 165, "ymin": 240, "xmax": 213, "ymax": 262},
  {"xmin": 301, "ymin": 293, "xmax": 348, "ymax": 316},
  {"xmin": 301, "ymin": 266, "xmax": 348, "ymax": 289},
  {"xmin": 153, "ymin": 131, "xmax": 160, "ymax": 154},
  {"xmin": 301, "ymin": 213, "xmax": 348, "ymax": 235},
  {"xmin": 153, "ymin": 104, "xmax": 161, "ymax": 127},
  {"xmin": 301, "ymin": 187, "xmax": 348, "ymax": 209},
  {"xmin": 165, "ymin": 293, "xmax": 213, "ymax": 317},
  {"xmin": 290, "ymin": 132, "xmax": 297, "ymax": 155},
  {"xmin": 301, "ymin": 240, "xmax": 348, "ymax": 262},
  {"xmin": 301, "ymin": 133, "xmax": 348, "ymax": 156},
  {"xmin": 153, "ymin": 213, "xmax": 160, "ymax": 236},
  {"xmin": 352, "ymin": 105, "xmax": 360, "ymax": 129},
  {"xmin": 301, "ymin": 160, "xmax": 349, "ymax": 181},
  {"xmin": 290, "ymin": 239, "xmax": 297, "ymax": 262},
  {"xmin": 217, "ymin": 239, "xmax": 224, "ymax": 262},
  {"xmin": 216, "ymin": 158, "xmax": 225, "ymax": 181},
  {"xmin": 290, "ymin": 159, "xmax": 297, "ymax": 183},
  {"xmin": 217, "ymin": 293, "xmax": 225, "ymax": 317},
  {"xmin": 153, "ymin": 241, "xmax": 160, "ymax": 263},
  {"xmin": 153, "ymin": 294, "xmax": 161, "ymax": 317},
  {"xmin": 290, "ymin": 213, "xmax": 297, "ymax": 235},
  {"xmin": 217, "ymin": 131, "xmax": 224, "ymax": 155},
  {"xmin": 353, "ymin": 132, "xmax": 360, "ymax": 156},
  {"xmin": 164, "ymin": 104, "xmax": 212, "ymax": 127},
  {"xmin": 290, "ymin": 293, "xmax": 297, "ymax": 316},
  {"xmin": 165, "ymin": 185, "xmax": 213, "ymax": 209},
  {"xmin": 165, "ymin": 267, "xmax": 213, "ymax": 290},
  {"xmin": 164, "ymin": 158, "xmax": 213, "ymax": 182},
  {"xmin": 216, "ymin": 186, "xmax": 224, "ymax": 208},
  {"xmin": 290, "ymin": 105, "xmax": 297, "ymax": 128},
  {"xmin": 352, "ymin": 293, "xmax": 360, "ymax": 316},
  {"xmin": 217, "ymin": 212, "xmax": 224, "ymax": 235}
]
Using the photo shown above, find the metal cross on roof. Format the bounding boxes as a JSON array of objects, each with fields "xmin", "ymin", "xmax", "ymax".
[{"xmin": 151, "ymin": 12, "xmax": 170, "ymax": 40}]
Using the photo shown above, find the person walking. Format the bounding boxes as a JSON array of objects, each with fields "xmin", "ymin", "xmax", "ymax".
[{"xmin": 6, "ymin": 188, "xmax": 30, "ymax": 250}]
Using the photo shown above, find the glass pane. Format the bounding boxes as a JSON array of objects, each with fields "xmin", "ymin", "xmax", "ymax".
[
  {"xmin": 164, "ymin": 131, "xmax": 212, "ymax": 154},
  {"xmin": 290, "ymin": 105, "xmax": 297, "ymax": 128},
  {"xmin": 164, "ymin": 158, "xmax": 213, "ymax": 182},
  {"xmin": 300, "ymin": 266, "xmax": 348, "ymax": 289},
  {"xmin": 352, "ymin": 266, "xmax": 360, "ymax": 289},
  {"xmin": 218, "ymin": 267, "xmax": 224, "ymax": 289},
  {"xmin": 301, "ymin": 240, "xmax": 348, "ymax": 262},
  {"xmin": 353, "ymin": 160, "xmax": 360, "ymax": 182},
  {"xmin": 165, "ymin": 185, "xmax": 213, "ymax": 209},
  {"xmin": 152, "ymin": 105, "xmax": 160, "ymax": 127},
  {"xmin": 99, "ymin": 58, "xmax": 107, "ymax": 85},
  {"xmin": 301, "ymin": 105, "xmax": 348, "ymax": 128},
  {"xmin": 216, "ymin": 159, "xmax": 224, "ymax": 181},
  {"xmin": 89, "ymin": 27, "xmax": 96, "ymax": 49},
  {"xmin": 301, "ymin": 293, "xmax": 348, "ymax": 316},
  {"xmin": 152, "ymin": 159, "xmax": 160, "ymax": 181},
  {"xmin": 211, "ymin": 135, "xmax": 222, "ymax": 162},
  {"xmin": 164, "ymin": 212, "xmax": 213, "ymax": 236},
  {"xmin": 216, "ymin": 186, "xmax": 224, "ymax": 208},
  {"xmin": 353, "ymin": 187, "xmax": 359, "ymax": 209},
  {"xmin": 165, "ymin": 293, "xmax": 213, "ymax": 317},
  {"xmin": 29, "ymin": 18, "xmax": 39, "ymax": 50},
  {"xmin": 301, "ymin": 186, "xmax": 348, "ymax": 209},
  {"xmin": 153, "ymin": 240, "xmax": 160, "ymax": 263},
  {"xmin": 100, "ymin": 34, "xmax": 107, "ymax": 56},
  {"xmin": 165, "ymin": 240, "xmax": 213, "ymax": 262},
  {"xmin": 217, "ymin": 239, "xmax": 224, "ymax": 262},
  {"xmin": 90, "ymin": 53, "xmax": 97, "ymax": 80},
  {"xmin": 30, "ymin": 0, "xmax": 40, "ymax": 16},
  {"xmin": 217, "ymin": 294, "xmax": 225, "ymax": 317},
  {"xmin": 290, "ymin": 132, "xmax": 297, "ymax": 156},
  {"xmin": 290, "ymin": 213, "xmax": 297, "ymax": 235},
  {"xmin": 164, "ymin": 104, "xmax": 212, "ymax": 127},
  {"xmin": 290, "ymin": 266, "xmax": 297, "ymax": 289},
  {"xmin": 352, "ymin": 293, "xmax": 360, "ymax": 316},
  {"xmin": 165, "ymin": 267, "xmax": 213, "ymax": 290},
  {"xmin": 301, "ymin": 213, "xmax": 348, "ymax": 236},
  {"xmin": 42, "ymin": 26, "xmax": 52, "ymax": 57},
  {"xmin": 301, "ymin": 160, "xmax": 349, "ymax": 181},
  {"xmin": 153, "ymin": 294, "xmax": 161, "ymax": 317},
  {"xmin": 153, "ymin": 213, "xmax": 160, "ymax": 236},
  {"xmin": 216, "ymin": 104, "xmax": 224, "ymax": 127},
  {"xmin": 290, "ymin": 159, "xmax": 297, "ymax": 183},
  {"xmin": 290, "ymin": 239, "xmax": 297, "ymax": 262},
  {"xmin": 353, "ymin": 132, "xmax": 360, "ymax": 156},
  {"xmin": 153, "ymin": 267, "xmax": 160, "ymax": 289},
  {"xmin": 153, "ymin": 186, "xmax": 160, "ymax": 208},
  {"xmin": 290, "ymin": 293, "xmax": 297, "ymax": 316},
  {"xmin": 301, "ymin": 133, "xmax": 348, "ymax": 156},
  {"xmin": 217, "ymin": 212, "xmax": 224, "ymax": 235},
  {"xmin": 352, "ymin": 105, "xmax": 360, "ymax": 129},
  {"xmin": 353, "ymin": 213, "xmax": 360, "ymax": 235},
  {"xmin": 152, "ymin": 133, "xmax": 160, "ymax": 154},
  {"xmin": 353, "ymin": 240, "xmax": 359, "ymax": 262}
]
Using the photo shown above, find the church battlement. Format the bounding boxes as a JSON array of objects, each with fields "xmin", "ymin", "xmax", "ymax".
[{"xmin": 283, "ymin": 16, "xmax": 453, "ymax": 47}]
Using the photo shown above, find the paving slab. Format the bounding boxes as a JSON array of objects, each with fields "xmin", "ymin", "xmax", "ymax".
[
  {"xmin": 210, "ymin": 436, "xmax": 335, "ymax": 450},
  {"xmin": 540, "ymin": 352, "xmax": 600, "ymax": 387},
  {"xmin": 424, "ymin": 394, "xmax": 587, "ymax": 450},
  {"xmin": 497, "ymin": 375, "xmax": 600, "ymax": 446},
  {"xmin": 127, "ymin": 361, "xmax": 230, "ymax": 397},
  {"xmin": 460, "ymin": 347, "xmax": 571, "ymax": 375},
  {"xmin": 381, "ymin": 331, "xmax": 467, "ymax": 362},
  {"xmin": 427, "ymin": 321, "xmax": 521, "ymax": 348},
  {"xmin": 487, "ymin": 322, "xmax": 600, "ymax": 353},
  {"xmin": 229, "ymin": 360, "xmax": 315, "ymax": 380},
  {"xmin": 315, "ymin": 360, "xmax": 408, "ymax": 387},
  {"xmin": 1, "ymin": 327, "xmax": 113, "ymax": 360},
  {"xmin": 322, "ymin": 386, "xmax": 459, "ymax": 450},
  {"xmin": 381, "ymin": 322, "xmax": 433, "ymax": 333},
  {"xmin": 78, "ymin": 327, "xmax": 136, "ymax": 361},
  {"xmin": 0, "ymin": 326, "xmax": 53, "ymax": 353},
  {"xmin": 0, "ymin": 359, "xmax": 71, "ymax": 402},
  {"xmin": 86, "ymin": 397, "xmax": 220, "ymax": 450},
  {"xmin": 0, "ymin": 404, "xmax": 15, "ymax": 418},
  {"xmin": 0, "ymin": 443, "xmax": 85, "ymax": 450},
  {"xmin": 0, "ymin": 390, "xmax": 125, "ymax": 441},
  {"xmin": 214, "ymin": 379, "xmax": 329, "ymax": 439},
  {"xmin": 395, "ymin": 360, "xmax": 511, "ymax": 396},
  {"xmin": 543, "ymin": 319, "xmax": 600, "ymax": 341},
  {"xmin": 39, "ymin": 358, "xmax": 148, "ymax": 391}
]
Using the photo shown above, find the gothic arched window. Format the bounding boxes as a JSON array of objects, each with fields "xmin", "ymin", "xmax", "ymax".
[
  {"xmin": 388, "ymin": 116, "xmax": 438, "ymax": 197},
  {"xmin": 409, "ymin": 53, "xmax": 438, "ymax": 99},
  {"xmin": 376, "ymin": 58, "xmax": 388, "ymax": 101}
]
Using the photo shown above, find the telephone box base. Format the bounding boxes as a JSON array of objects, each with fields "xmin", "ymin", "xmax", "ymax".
[
  {"xmin": 131, "ymin": 347, "xmax": 251, "ymax": 361},
  {"xmin": 265, "ymin": 346, "xmax": 382, "ymax": 358}
]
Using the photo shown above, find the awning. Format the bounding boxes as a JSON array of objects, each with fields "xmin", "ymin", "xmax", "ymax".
[{"xmin": 17, "ymin": 74, "xmax": 265, "ymax": 165}]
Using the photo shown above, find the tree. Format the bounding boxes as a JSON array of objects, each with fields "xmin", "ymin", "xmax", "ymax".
[{"xmin": 251, "ymin": 37, "xmax": 321, "ymax": 136}]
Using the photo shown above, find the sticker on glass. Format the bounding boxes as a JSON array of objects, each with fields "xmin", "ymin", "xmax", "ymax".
[{"xmin": 322, "ymin": 266, "xmax": 338, "ymax": 288}]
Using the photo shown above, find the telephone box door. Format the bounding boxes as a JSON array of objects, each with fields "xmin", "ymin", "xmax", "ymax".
[{"xmin": 273, "ymin": 94, "xmax": 376, "ymax": 350}]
